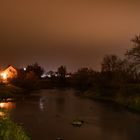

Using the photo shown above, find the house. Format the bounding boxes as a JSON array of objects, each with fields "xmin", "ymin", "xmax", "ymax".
[{"xmin": 0, "ymin": 65, "xmax": 18, "ymax": 82}]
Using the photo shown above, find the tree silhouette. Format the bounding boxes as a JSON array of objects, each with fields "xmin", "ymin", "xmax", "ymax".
[
  {"xmin": 26, "ymin": 63, "xmax": 44, "ymax": 79},
  {"xmin": 101, "ymin": 55, "xmax": 138, "ymax": 83},
  {"xmin": 57, "ymin": 65, "xmax": 67, "ymax": 78},
  {"xmin": 56, "ymin": 66, "xmax": 67, "ymax": 87},
  {"xmin": 126, "ymin": 35, "xmax": 140, "ymax": 64},
  {"xmin": 73, "ymin": 68, "xmax": 95, "ymax": 91},
  {"xmin": 101, "ymin": 55, "xmax": 123, "ymax": 73}
]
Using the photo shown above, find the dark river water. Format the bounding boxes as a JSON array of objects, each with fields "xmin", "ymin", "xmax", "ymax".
[{"xmin": 2, "ymin": 89, "xmax": 140, "ymax": 140}]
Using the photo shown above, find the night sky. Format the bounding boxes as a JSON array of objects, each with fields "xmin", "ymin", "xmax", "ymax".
[{"xmin": 1, "ymin": 0, "xmax": 140, "ymax": 72}]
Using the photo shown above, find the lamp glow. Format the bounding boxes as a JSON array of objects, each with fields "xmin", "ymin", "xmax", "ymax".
[{"xmin": 1, "ymin": 73, "xmax": 7, "ymax": 80}]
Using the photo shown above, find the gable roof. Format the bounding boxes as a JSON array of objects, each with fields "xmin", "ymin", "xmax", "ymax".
[{"xmin": 2, "ymin": 65, "xmax": 17, "ymax": 71}]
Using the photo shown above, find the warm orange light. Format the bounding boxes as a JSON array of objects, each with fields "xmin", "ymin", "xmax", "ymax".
[
  {"xmin": 0, "ymin": 112, "xmax": 5, "ymax": 117},
  {"xmin": 0, "ymin": 102, "xmax": 16, "ymax": 110},
  {"xmin": 0, "ymin": 103, "xmax": 5, "ymax": 108},
  {"xmin": 1, "ymin": 73, "xmax": 8, "ymax": 80}
]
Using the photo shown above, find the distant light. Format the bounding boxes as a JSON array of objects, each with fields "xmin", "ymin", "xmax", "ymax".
[
  {"xmin": 47, "ymin": 74, "xmax": 51, "ymax": 78},
  {"xmin": 41, "ymin": 74, "xmax": 47, "ymax": 78},
  {"xmin": 55, "ymin": 74, "xmax": 58, "ymax": 77},
  {"xmin": 66, "ymin": 74, "xmax": 71, "ymax": 78},
  {"xmin": 23, "ymin": 67, "xmax": 26, "ymax": 71}
]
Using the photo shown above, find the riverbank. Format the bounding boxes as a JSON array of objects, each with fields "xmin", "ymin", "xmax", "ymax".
[
  {"xmin": 0, "ymin": 109, "xmax": 31, "ymax": 140},
  {"xmin": 0, "ymin": 84, "xmax": 26, "ymax": 101},
  {"xmin": 83, "ymin": 84, "xmax": 140, "ymax": 112},
  {"xmin": 0, "ymin": 84, "xmax": 31, "ymax": 140},
  {"xmin": 6, "ymin": 81, "xmax": 139, "ymax": 113}
]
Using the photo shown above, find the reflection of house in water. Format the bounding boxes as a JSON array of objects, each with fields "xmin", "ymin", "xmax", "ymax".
[
  {"xmin": 0, "ymin": 65, "xmax": 18, "ymax": 83},
  {"xmin": 0, "ymin": 111, "xmax": 5, "ymax": 117},
  {"xmin": 0, "ymin": 102, "xmax": 16, "ymax": 110},
  {"xmin": 0, "ymin": 101, "xmax": 16, "ymax": 117}
]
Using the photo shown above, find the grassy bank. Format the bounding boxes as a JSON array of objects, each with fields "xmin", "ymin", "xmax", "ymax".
[
  {"xmin": 83, "ymin": 84, "xmax": 140, "ymax": 112},
  {"xmin": 115, "ymin": 95, "xmax": 140, "ymax": 111},
  {"xmin": 0, "ymin": 109, "xmax": 30, "ymax": 140}
]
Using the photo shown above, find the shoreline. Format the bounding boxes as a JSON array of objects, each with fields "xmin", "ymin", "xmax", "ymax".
[
  {"xmin": 82, "ymin": 90, "xmax": 140, "ymax": 112},
  {"xmin": 0, "ymin": 84, "xmax": 140, "ymax": 113}
]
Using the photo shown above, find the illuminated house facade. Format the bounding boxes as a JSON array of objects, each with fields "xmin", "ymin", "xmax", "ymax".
[{"xmin": 0, "ymin": 65, "xmax": 18, "ymax": 82}]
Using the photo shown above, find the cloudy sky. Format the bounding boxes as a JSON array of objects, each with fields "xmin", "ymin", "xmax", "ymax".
[{"xmin": 1, "ymin": 0, "xmax": 140, "ymax": 71}]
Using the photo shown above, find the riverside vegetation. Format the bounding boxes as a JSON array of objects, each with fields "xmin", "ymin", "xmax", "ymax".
[{"xmin": 0, "ymin": 109, "xmax": 30, "ymax": 140}]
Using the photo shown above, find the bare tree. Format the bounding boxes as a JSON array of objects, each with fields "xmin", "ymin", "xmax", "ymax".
[
  {"xmin": 101, "ymin": 55, "xmax": 123, "ymax": 73},
  {"xmin": 126, "ymin": 35, "xmax": 140, "ymax": 64},
  {"xmin": 101, "ymin": 55, "xmax": 138, "ymax": 82}
]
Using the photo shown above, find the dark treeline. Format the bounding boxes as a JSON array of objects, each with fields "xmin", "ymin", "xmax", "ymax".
[{"xmin": 10, "ymin": 35, "xmax": 140, "ymax": 111}]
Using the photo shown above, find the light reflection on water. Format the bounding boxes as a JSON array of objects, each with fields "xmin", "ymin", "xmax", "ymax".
[
  {"xmin": 0, "ymin": 102, "xmax": 16, "ymax": 110},
  {"xmin": 0, "ymin": 101, "xmax": 16, "ymax": 118},
  {"xmin": 0, "ymin": 111, "xmax": 5, "ymax": 117}
]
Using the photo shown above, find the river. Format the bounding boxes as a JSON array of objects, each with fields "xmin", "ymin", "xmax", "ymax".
[{"xmin": 1, "ymin": 89, "xmax": 140, "ymax": 140}]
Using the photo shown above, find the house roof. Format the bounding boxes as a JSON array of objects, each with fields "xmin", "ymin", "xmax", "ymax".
[{"xmin": 2, "ymin": 65, "xmax": 17, "ymax": 72}]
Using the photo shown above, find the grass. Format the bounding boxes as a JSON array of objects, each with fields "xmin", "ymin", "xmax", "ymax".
[
  {"xmin": 0, "ymin": 109, "xmax": 31, "ymax": 140},
  {"xmin": 83, "ymin": 84, "xmax": 140, "ymax": 112},
  {"xmin": 116, "ymin": 95, "xmax": 140, "ymax": 111}
]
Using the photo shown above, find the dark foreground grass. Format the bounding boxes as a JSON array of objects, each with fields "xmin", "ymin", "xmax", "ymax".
[{"xmin": 0, "ymin": 109, "xmax": 31, "ymax": 140}]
